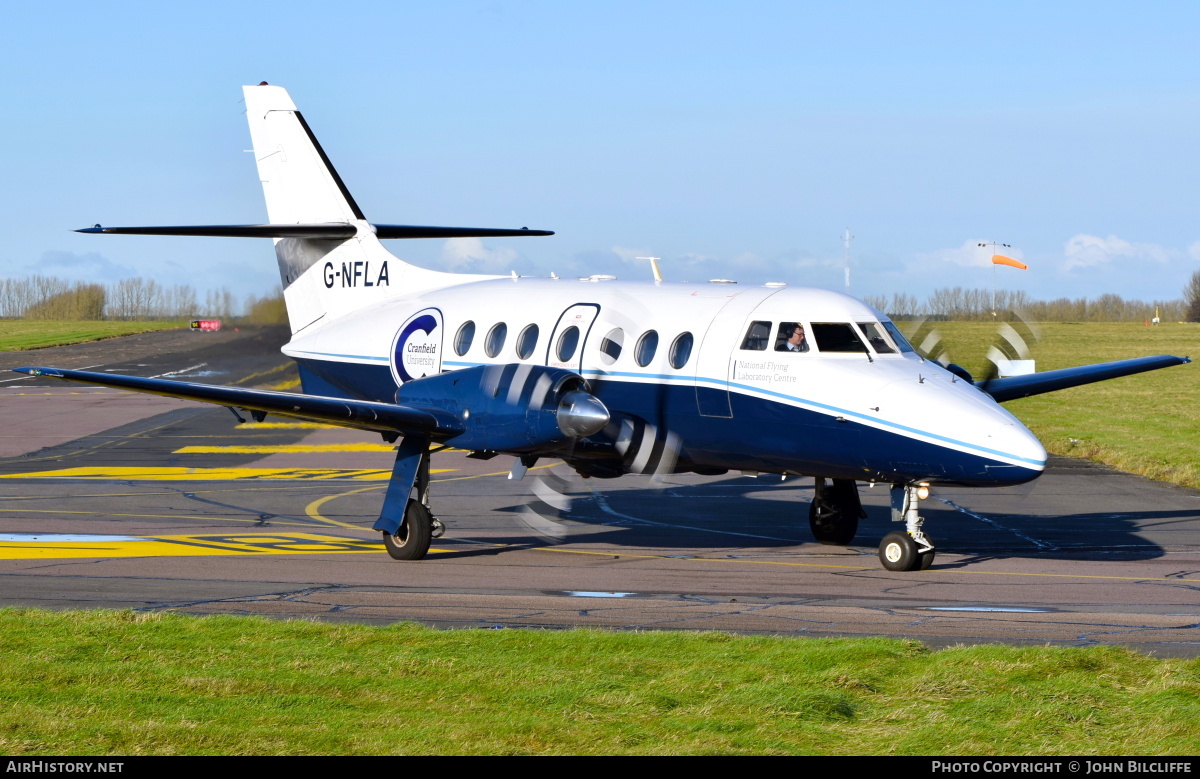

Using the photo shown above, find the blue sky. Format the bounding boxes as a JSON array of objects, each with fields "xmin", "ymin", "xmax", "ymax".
[{"xmin": 2, "ymin": 1, "xmax": 1197, "ymax": 304}]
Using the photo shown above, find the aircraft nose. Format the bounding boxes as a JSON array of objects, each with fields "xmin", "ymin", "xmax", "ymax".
[
  {"xmin": 964, "ymin": 394, "xmax": 1047, "ymax": 482},
  {"xmin": 994, "ymin": 410, "xmax": 1047, "ymax": 472}
]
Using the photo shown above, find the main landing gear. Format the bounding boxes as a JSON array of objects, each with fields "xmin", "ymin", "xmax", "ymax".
[
  {"xmin": 879, "ymin": 483, "xmax": 935, "ymax": 571},
  {"xmin": 809, "ymin": 477, "xmax": 866, "ymax": 545},
  {"xmin": 375, "ymin": 437, "xmax": 445, "ymax": 561}
]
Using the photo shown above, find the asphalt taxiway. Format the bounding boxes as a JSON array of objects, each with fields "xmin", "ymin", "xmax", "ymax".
[{"xmin": 1, "ymin": 327, "xmax": 1199, "ymax": 656}]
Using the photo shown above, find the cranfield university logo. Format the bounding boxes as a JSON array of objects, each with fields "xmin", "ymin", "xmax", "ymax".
[{"xmin": 391, "ymin": 308, "xmax": 444, "ymax": 384}]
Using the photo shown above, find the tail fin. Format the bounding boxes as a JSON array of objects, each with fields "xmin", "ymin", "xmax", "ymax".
[
  {"xmin": 243, "ymin": 84, "xmax": 452, "ymax": 333},
  {"xmin": 242, "ymin": 84, "xmax": 365, "ymax": 226},
  {"xmin": 77, "ymin": 83, "xmax": 553, "ymax": 336}
]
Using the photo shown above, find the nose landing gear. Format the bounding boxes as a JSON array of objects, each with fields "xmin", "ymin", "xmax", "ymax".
[{"xmin": 879, "ymin": 483, "xmax": 935, "ymax": 571}]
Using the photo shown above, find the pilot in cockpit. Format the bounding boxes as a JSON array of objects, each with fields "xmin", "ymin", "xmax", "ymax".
[{"xmin": 776, "ymin": 322, "xmax": 809, "ymax": 352}]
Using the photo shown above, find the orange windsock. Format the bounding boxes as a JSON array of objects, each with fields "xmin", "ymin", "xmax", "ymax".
[{"xmin": 991, "ymin": 254, "xmax": 1027, "ymax": 270}]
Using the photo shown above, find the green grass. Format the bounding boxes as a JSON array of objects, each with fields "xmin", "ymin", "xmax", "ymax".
[
  {"xmin": 916, "ymin": 321, "xmax": 1200, "ymax": 488},
  {"xmin": 0, "ymin": 321, "xmax": 186, "ymax": 351},
  {"xmin": 0, "ymin": 609, "xmax": 1197, "ymax": 755}
]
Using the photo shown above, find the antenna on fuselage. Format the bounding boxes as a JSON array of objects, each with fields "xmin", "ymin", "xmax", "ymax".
[{"xmin": 638, "ymin": 256, "xmax": 663, "ymax": 284}]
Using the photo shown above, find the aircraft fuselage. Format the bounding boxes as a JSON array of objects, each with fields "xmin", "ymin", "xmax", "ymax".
[{"xmin": 284, "ymin": 277, "xmax": 1047, "ymax": 488}]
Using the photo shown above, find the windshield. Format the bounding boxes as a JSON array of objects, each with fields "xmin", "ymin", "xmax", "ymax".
[
  {"xmin": 880, "ymin": 321, "xmax": 916, "ymax": 353},
  {"xmin": 857, "ymin": 322, "xmax": 897, "ymax": 354},
  {"xmin": 810, "ymin": 323, "xmax": 868, "ymax": 353}
]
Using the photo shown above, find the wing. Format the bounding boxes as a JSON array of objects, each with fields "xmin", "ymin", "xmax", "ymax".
[
  {"xmin": 12, "ymin": 366, "xmax": 464, "ymax": 438},
  {"xmin": 978, "ymin": 354, "xmax": 1190, "ymax": 402}
]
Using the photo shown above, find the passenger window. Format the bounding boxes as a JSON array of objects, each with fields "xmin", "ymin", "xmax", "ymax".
[
  {"xmin": 599, "ymin": 328, "xmax": 624, "ymax": 365},
  {"xmin": 556, "ymin": 326, "xmax": 580, "ymax": 362},
  {"xmin": 857, "ymin": 322, "xmax": 897, "ymax": 354},
  {"xmin": 811, "ymin": 323, "xmax": 868, "ymax": 353},
  {"xmin": 740, "ymin": 321, "xmax": 771, "ymax": 351},
  {"xmin": 454, "ymin": 321, "xmax": 475, "ymax": 356},
  {"xmin": 669, "ymin": 332, "xmax": 693, "ymax": 369},
  {"xmin": 484, "ymin": 323, "xmax": 508, "ymax": 358},
  {"xmin": 516, "ymin": 324, "xmax": 539, "ymax": 359},
  {"xmin": 635, "ymin": 330, "xmax": 659, "ymax": 367}
]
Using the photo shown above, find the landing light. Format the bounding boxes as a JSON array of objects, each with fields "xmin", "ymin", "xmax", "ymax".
[{"xmin": 916, "ymin": 483, "xmax": 930, "ymax": 500}]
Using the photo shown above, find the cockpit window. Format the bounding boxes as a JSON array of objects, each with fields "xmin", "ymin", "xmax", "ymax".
[
  {"xmin": 881, "ymin": 321, "xmax": 916, "ymax": 353},
  {"xmin": 740, "ymin": 321, "xmax": 771, "ymax": 351},
  {"xmin": 857, "ymin": 322, "xmax": 897, "ymax": 354},
  {"xmin": 775, "ymin": 322, "xmax": 809, "ymax": 352},
  {"xmin": 810, "ymin": 323, "xmax": 868, "ymax": 353}
]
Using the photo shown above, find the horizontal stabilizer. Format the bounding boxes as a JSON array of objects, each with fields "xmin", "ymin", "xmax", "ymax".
[
  {"xmin": 373, "ymin": 225, "xmax": 553, "ymax": 238},
  {"xmin": 979, "ymin": 355, "xmax": 1190, "ymax": 402},
  {"xmin": 77, "ymin": 224, "xmax": 358, "ymax": 238},
  {"xmin": 76, "ymin": 224, "xmax": 552, "ymax": 239},
  {"xmin": 12, "ymin": 367, "xmax": 464, "ymax": 438}
]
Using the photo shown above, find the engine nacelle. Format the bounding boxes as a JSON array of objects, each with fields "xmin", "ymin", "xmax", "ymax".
[{"xmin": 395, "ymin": 364, "xmax": 609, "ymax": 452}]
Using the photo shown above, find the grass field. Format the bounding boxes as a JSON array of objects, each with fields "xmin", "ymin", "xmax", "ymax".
[
  {"xmin": 912, "ymin": 321, "xmax": 1200, "ymax": 488},
  {"xmin": 0, "ymin": 609, "xmax": 1197, "ymax": 756},
  {"xmin": 0, "ymin": 321, "xmax": 185, "ymax": 351}
]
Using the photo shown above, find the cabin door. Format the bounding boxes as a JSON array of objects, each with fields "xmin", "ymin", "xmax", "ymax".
[
  {"xmin": 547, "ymin": 303, "xmax": 600, "ymax": 372},
  {"xmin": 694, "ymin": 287, "xmax": 786, "ymax": 417}
]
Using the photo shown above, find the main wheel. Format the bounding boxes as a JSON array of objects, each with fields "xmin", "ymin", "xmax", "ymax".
[
  {"xmin": 809, "ymin": 499, "xmax": 859, "ymax": 545},
  {"xmin": 879, "ymin": 531, "xmax": 919, "ymax": 571},
  {"xmin": 382, "ymin": 500, "xmax": 433, "ymax": 561}
]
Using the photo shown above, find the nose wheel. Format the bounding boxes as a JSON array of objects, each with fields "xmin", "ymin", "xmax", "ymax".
[{"xmin": 879, "ymin": 530, "xmax": 935, "ymax": 571}]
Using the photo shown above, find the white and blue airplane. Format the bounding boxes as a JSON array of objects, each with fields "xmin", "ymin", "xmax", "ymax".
[{"xmin": 16, "ymin": 83, "xmax": 1190, "ymax": 571}]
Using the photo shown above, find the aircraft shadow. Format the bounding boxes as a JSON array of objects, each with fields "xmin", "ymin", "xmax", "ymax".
[{"xmin": 479, "ymin": 472, "xmax": 1197, "ymax": 564}]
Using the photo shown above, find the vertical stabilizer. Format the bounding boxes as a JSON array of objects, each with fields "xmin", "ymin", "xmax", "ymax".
[
  {"xmin": 242, "ymin": 84, "xmax": 472, "ymax": 334},
  {"xmin": 243, "ymin": 84, "xmax": 364, "ymax": 226}
]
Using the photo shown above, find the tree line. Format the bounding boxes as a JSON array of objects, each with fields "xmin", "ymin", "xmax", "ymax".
[
  {"xmin": 863, "ymin": 287, "xmax": 1191, "ymax": 322},
  {"xmin": 2, "ymin": 271, "xmax": 1199, "ymax": 324},
  {"xmin": 0, "ymin": 276, "xmax": 263, "ymax": 321}
]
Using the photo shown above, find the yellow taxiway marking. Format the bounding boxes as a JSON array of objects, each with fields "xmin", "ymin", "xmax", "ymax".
[
  {"xmin": 234, "ymin": 422, "xmax": 338, "ymax": 430},
  {"xmin": 303, "ymin": 464, "xmax": 556, "ymax": 525},
  {"xmin": 537, "ymin": 547, "xmax": 1198, "ymax": 580},
  {"xmin": 0, "ymin": 467, "xmax": 453, "ymax": 481},
  {"xmin": 305, "ymin": 486, "xmax": 385, "ymax": 529},
  {"xmin": 174, "ymin": 443, "xmax": 400, "ymax": 454},
  {"xmin": 0, "ymin": 532, "xmax": 385, "ymax": 560}
]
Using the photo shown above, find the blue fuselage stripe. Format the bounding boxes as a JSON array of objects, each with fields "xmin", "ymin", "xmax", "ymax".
[{"xmin": 435, "ymin": 359, "xmax": 1043, "ymax": 467}]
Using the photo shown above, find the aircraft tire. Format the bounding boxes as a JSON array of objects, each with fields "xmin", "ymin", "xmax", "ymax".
[
  {"xmin": 808, "ymin": 499, "xmax": 858, "ymax": 545},
  {"xmin": 382, "ymin": 500, "xmax": 433, "ymax": 561},
  {"xmin": 879, "ymin": 531, "xmax": 919, "ymax": 571},
  {"xmin": 917, "ymin": 536, "xmax": 936, "ymax": 570}
]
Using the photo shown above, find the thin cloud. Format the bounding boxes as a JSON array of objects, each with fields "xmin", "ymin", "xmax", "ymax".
[
  {"xmin": 439, "ymin": 237, "xmax": 520, "ymax": 274},
  {"xmin": 29, "ymin": 250, "xmax": 138, "ymax": 282},
  {"xmin": 1063, "ymin": 234, "xmax": 1173, "ymax": 272}
]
